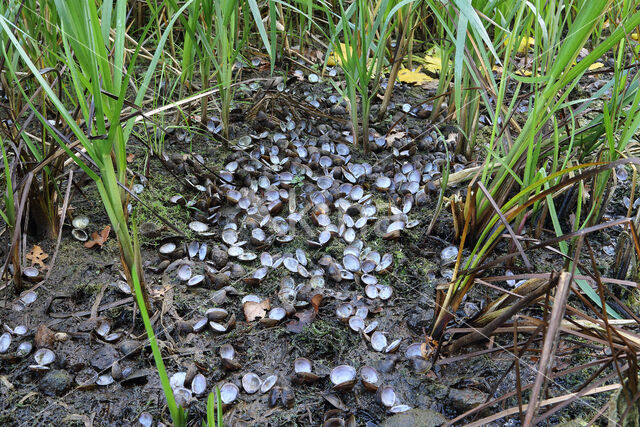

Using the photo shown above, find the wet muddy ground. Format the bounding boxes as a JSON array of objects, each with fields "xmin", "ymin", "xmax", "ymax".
[{"xmin": 0, "ymin": 70, "xmax": 634, "ymax": 426}]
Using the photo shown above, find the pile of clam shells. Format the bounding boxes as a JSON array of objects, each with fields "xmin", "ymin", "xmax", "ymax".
[{"xmin": 106, "ymin": 80, "xmax": 453, "ymax": 417}]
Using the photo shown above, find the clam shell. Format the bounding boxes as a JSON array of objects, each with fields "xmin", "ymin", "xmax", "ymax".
[
  {"xmin": 71, "ymin": 229, "xmax": 88, "ymax": 242},
  {"xmin": 191, "ymin": 373, "xmax": 207, "ymax": 395},
  {"xmin": 283, "ymin": 257, "xmax": 299, "ymax": 273},
  {"xmin": 405, "ymin": 343, "xmax": 423, "ymax": 359},
  {"xmin": 138, "ymin": 412, "xmax": 153, "ymax": 427},
  {"xmin": 440, "ymin": 245, "xmax": 458, "ymax": 263},
  {"xmin": 220, "ymin": 383, "xmax": 239, "ymax": 404},
  {"xmin": 377, "ymin": 385, "xmax": 396, "ymax": 407},
  {"xmin": 363, "ymin": 321, "xmax": 378, "ymax": 334},
  {"xmin": 377, "ymin": 285, "xmax": 393, "ymax": 300},
  {"xmin": 361, "ymin": 274, "xmax": 377, "ymax": 286},
  {"xmin": 34, "ymin": 348, "xmax": 55, "ymax": 365},
  {"xmin": 336, "ymin": 303, "xmax": 353, "ymax": 322},
  {"xmin": 260, "ymin": 252, "xmax": 273, "ymax": 267},
  {"xmin": 360, "ymin": 366, "xmax": 380, "ymax": 391},
  {"xmin": 177, "ymin": 264, "xmax": 192, "ymax": 281},
  {"xmin": 207, "ymin": 308, "xmax": 229, "ymax": 321},
  {"xmin": 375, "ymin": 176, "xmax": 391, "ymax": 191},
  {"xmin": 189, "ymin": 221, "xmax": 209, "ymax": 233},
  {"xmin": 342, "ymin": 254, "xmax": 360, "ymax": 272},
  {"xmin": 385, "ymin": 338, "xmax": 401, "ymax": 353},
  {"xmin": 365, "ymin": 284, "xmax": 379, "ymax": 299},
  {"xmin": 222, "ymin": 229, "xmax": 238, "ymax": 245},
  {"xmin": 187, "ymin": 274, "xmax": 205, "ymax": 287},
  {"xmin": 174, "ymin": 386, "xmax": 193, "ymax": 407},
  {"xmin": 193, "ymin": 318, "xmax": 208, "ymax": 333},
  {"xmin": 355, "ymin": 306, "xmax": 369, "ymax": 319},
  {"xmin": 170, "ymin": 372, "xmax": 186, "ymax": 389},
  {"xmin": 17, "ymin": 341, "xmax": 32, "ymax": 357},
  {"xmin": 96, "ymin": 374, "xmax": 115, "ymax": 386},
  {"xmin": 159, "ymin": 242, "xmax": 177, "ymax": 256},
  {"xmin": 20, "ymin": 291, "xmax": 37, "ymax": 305},
  {"xmin": 72, "ymin": 216, "xmax": 90, "ymax": 229},
  {"xmin": 0, "ymin": 333, "xmax": 11, "ymax": 353},
  {"xmin": 209, "ymin": 321, "xmax": 227, "ymax": 333},
  {"xmin": 348, "ymin": 316, "xmax": 364, "ymax": 332},
  {"xmin": 23, "ymin": 266, "xmax": 40, "ymax": 279},
  {"xmin": 187, "ymin": 241, "xmax": 199, "ymax": 258},
  {"xmin": 219, "ymin": 343, "xmax": 235, "ymax": 360},
  {"xmin": 294, "ymin": 357, "xmax": 313, "ymax": 374},
  {"xmin": 389, "ymin": 404, "xmax": 412, "ymax": 413},
  {"xmin": 268, "ymin": 307, "xmax": 287, "ymax": 321},
  {"xmin": 242, "ymin": 372, "xmax": 262, "ymax": 394},
  {"xmin": 261, "ymin": 375, "xmax": 278, "ymax": 393},
  {"xmin": 330, "ymin": 365, "xmax": 357, "ymax": 391},
  {"xmin": 371, "ymin": 332, "xmax": 388, "ymax": 352},
  {"xmin": 228, "ymin": 245, "xmax": 244, "ymax": 257}
]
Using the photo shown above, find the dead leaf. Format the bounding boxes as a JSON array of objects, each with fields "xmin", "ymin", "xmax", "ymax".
[
  {"xmin": 397, "ymin": 67, "xmax": 436, "ymax": 85},
  {"xmin": 84, "ymin": 225, "xmax": 111, "ymax": 249},
  {"xmin": 26, "ymin": 245, "xmax": 48, "ymax": 268},
  {"xmin": 34, "ymin": 323, "xmax": 56, "ymax": 349},
  {"xmin": 504, "ymin": 35, "xmax": 535, "ymax": 53},
  {"xmin": 588, "ymin": 62, "xmax": 604, "ymax": 71},
  {"xmin": 419, "ymin": 48, "xmax": 443, "ymax": 74},
  {"xmin": 244, "ymin": 299, "xmax": 271, "ymax": 322},
  {"xmin": 0, "ymin": 375, "xmax": 14, "ymax": 390},
  {"xmin": 327, "ymin": 43, "xmax": 348, "ymax": 66},
  {"xmin": 311, "ymin": 293, "xmax": 324, "ymax": 313},
  {"xmin": 386, "ymin": 131, "xmax": 405, "ymax": 145},
  {"xmin": 126, "ymin": 153, "xmax": 135, "ymax": 163},
  {"xmin": 285, "ymin": 309, "xmax": 316, "ymax": 333}
]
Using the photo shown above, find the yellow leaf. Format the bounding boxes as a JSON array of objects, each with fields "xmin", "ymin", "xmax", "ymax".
[
  {"xmin": 327, "ymin": 43, "xmax": 348, "ymax": 66},
  {"xmin": 588, "ymin": 62, "xmax": 604, "ymax": 71},
  {"xmin": 415, "ymin": 47, "xmax": 443, "ymax": 74},
  {"xmin": 397, "ymin": 67, "xmax": 435, "ymax": 85},
  {"xmin": 514, "ymin": 68, "xmax": 532, "ymax": 77},
  {"xmin": 504, "ymin": 36, "xmax": 535, "ymax": 53},
  {"xmin": 632, "ymin": 32, "xmax": 639, "ymax": 41}
]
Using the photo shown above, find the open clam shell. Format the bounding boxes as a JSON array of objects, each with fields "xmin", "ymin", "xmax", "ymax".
[
  {"xmin": 220, "ymin": 383, "xmax": 239, "ymax": 405},
  {"xmin": 72, "ymin": 216, "xmax": 90, "ymax": 229},
  {"xmin": 72, "ymin": 229, "xmax": 88, "ymax": 242},
  {"xmin": 359, "ymin": 366, "xmax": 380, "ymax": 391},
  {"xmin": 261, "ymin": 375, "xmax": 278, "ymax": 393},
  {"xmin": 191, "ymin": 374, "xmax": 207, "ymax": 395},
  {"xmin": 34, "ymin": 348, "xmax": 55, "ymax": 366},
  {"xmin": 371, "ymin": 332, "xmax": 388, "ymax": 352},
  {"xmin": 294, "ymin": 357, "xmax": 319, "ymax": 384},
  {"xmin": 348, "ymin": 316, "xmax": 364, "ymax": 332},
  {"xmin": 377, "ymin": 385, "xmax": 396, "ymax": 407},
  {"xmin": 242, "ymin": 372, "xmax": 262, "ymax": 394},
  {"xmin": 330, "ymin": 365, "xmax": 357, "ymax": 391},
  {"xmin": 336, "ymin": 303, "xmax": 353, "ymax": 323},
  {"xmin": 0, "ymin": 333, "xmax": 11, "ymax": 353}
]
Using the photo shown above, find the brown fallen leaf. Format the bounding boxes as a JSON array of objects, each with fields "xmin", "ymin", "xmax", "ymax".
[
  {"xmin": 34, "ymin": 324, "xmax": 56, "ymax": 349},
  {"xmin": 84, "ymin": 225, "xmax": 111, "ymax": 249},
  {"xmin": 311, "ymin": 293, "xmax": 324, "ymax": 314},
  {"xmin": 126, "ymin": 153, "xmax": 135, "ymax": 163},
  {"xmin": 244, "ymin": 299, "xmax": 271, "ymax": 322},
  {"xmin": 285, "ymin": 309, "xmax": 316, "ymax": 333},
  {"xmin": 26, "ymin": 245, "xmax": 49, "ymax": 268},
  {"xmin": 386, "ymin": 131, "xmax": 405, "ymax": 145}
]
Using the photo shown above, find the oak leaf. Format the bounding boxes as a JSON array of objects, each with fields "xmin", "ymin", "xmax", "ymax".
[{"xmin": 84, "ymin": 225, "xmax": 111, "ymax": 248}]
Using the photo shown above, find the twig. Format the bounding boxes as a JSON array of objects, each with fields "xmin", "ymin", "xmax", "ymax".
[{"xmin": 523, "ymin": 269, "xmax": 576, "ymax": 425}]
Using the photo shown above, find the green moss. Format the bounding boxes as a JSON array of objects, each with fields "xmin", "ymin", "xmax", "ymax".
[
  {"xmin": 135, "ymin": 175, "xmax": 193, "ymax": 244},
  {"xmin": 291, "ymin": 319, "xmax": 357, "ymax": 360}
]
